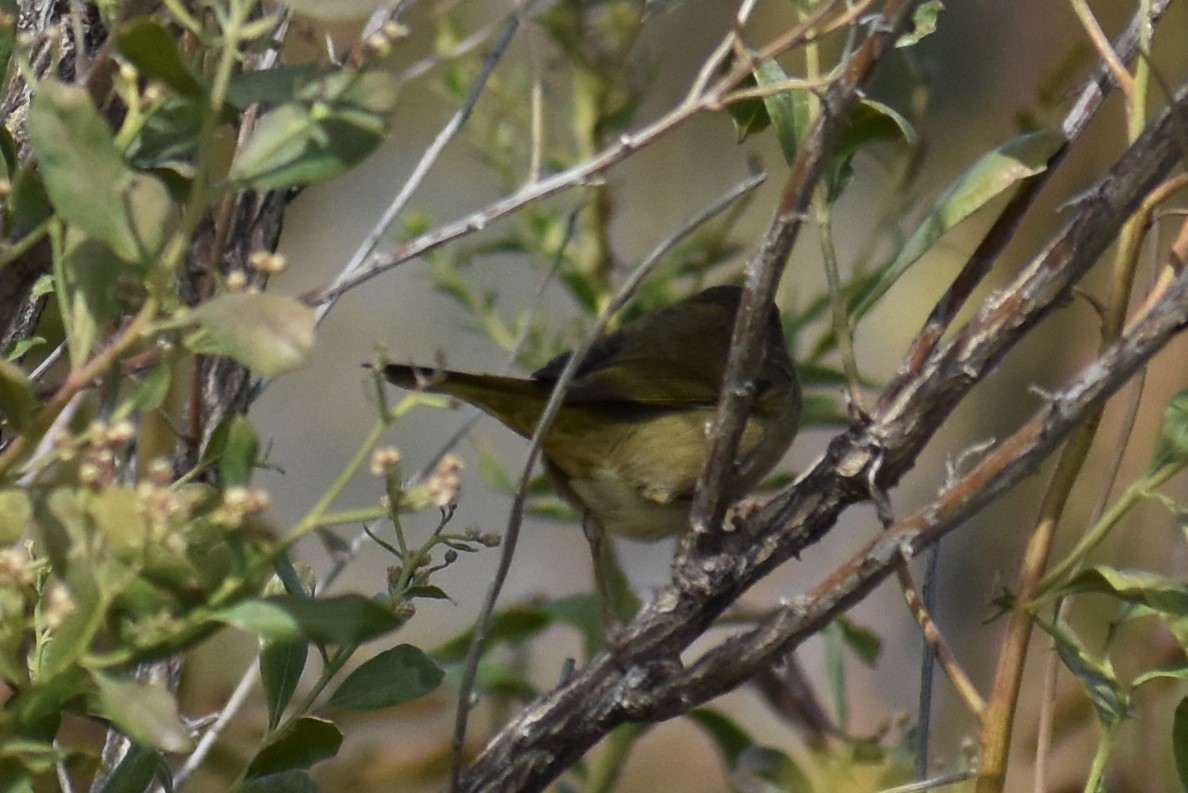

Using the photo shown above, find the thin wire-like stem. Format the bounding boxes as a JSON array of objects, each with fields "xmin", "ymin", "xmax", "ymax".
[
  {"xmin": 896, "ymin": 558, "xmax": 985, "ymax": 717},
  {"xmin": 304, "ymin": 1, "xmax": 861, "ymax": 309},
  {"xmin": 914, "ymin": 544, "xmax": 939, "ymax": 778},
  {"xmin": 167, "ymin": 665, "xmax": 260, "ymax": 790},
  {"xmin": 314, "ymin": 15, "xmax": 520, "ymax": 325},
  {"xmin": 0, "ymin": 298, "xmax": 158, "ymax": 477},
  {"xmin": 1069, "ymin": 0, "xmax": 1138, "ymax": 106},
  {"xmin": 446, "ymin": 172, "xmax": 766, "ymax": 791},
  {"xmin": 169, "ymin": 199, "xmax": 583, "ymax": 792}
]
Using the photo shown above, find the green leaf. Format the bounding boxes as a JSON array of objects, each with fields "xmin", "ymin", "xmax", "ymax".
[
  {"xmin": 126, "ymin": 97, "xmax": 206, "ymax": 175},
  {"xmin": 98, "ymin": 744, "xmax": 168, "ymax": 793},
  {"xmin": 824, "ymin": 620, "xmax": 849, "ymax": 730},
  {"xmin": 217, "ymin": 594, "xmax": 403, "ymax": 645},
  {"xmin": 3, "ymin": 666, "xmax": 85, "ymax": 742},
  {"xmin": 828, "ymin": 99, "xmax": 917, "ymax": 201},
  {"xmin": 229, "ymin": 70, "xmax": 398, "ymax": 189},
  {"xmin": 405, "ymin": 584, "xmax": 451, "ymax": 601},
  {"xmin": 28, "ymin": 80, "xmax": 175, "ymax": 263},
  {"xmin": 39, "ymin": 568, "xmax": 106, "ymax": 678},
  {"xmin": 1174, "ymin": 697, "xmax": 1188, "ymax": 792},
  {"xmin": 227, "ymin": 64, "xmax": 327, "ymax": 108},
  {"xmin": 244, "ymin": 716, "xmax": 342, "ymax": 779},
  {"xmin": 854, "ymin": 129, "xmax": 1065, "ymax": 320},
  {"xmin": 260, "ymin": 639, "xmax": 307, "ymax": 729},
  {"xmin": 1132, "ymin": 663, "xmax": 1188, "ymax": 689},
  {"xmin": 232, "ymin": 769, "xmax": 317, "ymax": 793},
  {"xmin": 0, "ymin": 359, "xmax": 37, "ymax": 432},
  {"xmin": 897, "ymin": 0, "xmax": 944, "ymax": 48},
  {"xmin": 724, "ymin": 86, "xmax": 769, "ymax": 141},
  {"xmin": 31, "ymin": 487, "xmax": 83, "ymax": 578},
  {"xmin": 1037, "ymin": 618, "xmax": 1127, "ymax": 727},
  {"xmin": 190, "ymin": 293, "xmax": 315, "ymax": 377},
  {"xmin": 836, "ymin": 616, "xmax": 881, "ymax": 665},
  {"xmin": 432, "ymin": 606, "xmax": 552, "ymax": 664},
  {"xmin": 476, "ymin": 442, "xmax": 516, "ymax": 493},
  {"xmin": 5, "ymin": 336, "xmax": 46, "ymax": 362},
  {"xmin": 125, "ymin": 362, "xmax": 172, "ymax": 414},
  {"xmin": 329, "ymin": 644, "xmax": 443, "ymax": 710},
  {"xmin": 218, "ymin": 414, "xmax": 260, "ymax": 487},
  {"xmin": 750, "ymin": 57, "xmax": 808, "ymax": 164},
  {"xmin": 93, "ymin": 672, "xmax": 194, "ymax": 753},
  {"xmin": 9, "ymin": 165, "xmax": 52, "ymax": 232},
  {"xmin": 1049, "ymin": 566, "xmax": 1188, "ymax": 618},
  {"xmin": 116, "ymin": 19, "xmax": 206, "ymax": 98},
  {"xmin": 87, "ymin": 485, "xmax": 149, "ymax": 554},
  {"xmin": 0, "ymin": 124, "xmax": 18, "ymax": 181},
  {"xmin": 1148, "ymin": 389, "xmax": 1188, "ymax": 473},
  {"xmin": 0, "ymin": 2, "xmax": 16, "ymax": 109},
  {"xmin": 0, "ymin": 488, "xmax": 31, "ymax": 543}
]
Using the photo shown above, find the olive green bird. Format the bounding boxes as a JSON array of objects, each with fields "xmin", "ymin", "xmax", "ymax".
[{"xmin": 381, "ymin": 285, "xmax": 801, "ymax": 539}]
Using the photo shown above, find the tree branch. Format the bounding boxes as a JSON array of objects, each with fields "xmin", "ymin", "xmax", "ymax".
[{"xmin": 454, "ymin": 75, "xmax": 1188, "ymax": 793}]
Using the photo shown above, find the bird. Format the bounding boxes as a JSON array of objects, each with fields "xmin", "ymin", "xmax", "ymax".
[{"xmin": 380, "ymin": 285, "xmax": 801, "ymax": 541}]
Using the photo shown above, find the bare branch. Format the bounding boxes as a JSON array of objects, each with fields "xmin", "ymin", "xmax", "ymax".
[
  {"xmin": 688, "ymin": 0, "xmax": 927, "ymax": 544},
  {"xmin": 453, "ymin": 75, "xmax": 1188, "ymax": 793}
]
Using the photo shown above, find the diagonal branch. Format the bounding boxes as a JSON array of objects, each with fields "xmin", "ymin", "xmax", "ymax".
[
  {"xmin": 688, "ymin": 0, "xmax": 928, "ymax": 545},
  {"xmin": 897, "ymin": 0, "xmax": 1174, "ymax": 373},
  {"xmin": 657, "ymin": 257, "xmax": 1188, "ymax": 706},
  {"xmin": 454, "ymin": 74, "xmax": 1188, "ymax": 793}
]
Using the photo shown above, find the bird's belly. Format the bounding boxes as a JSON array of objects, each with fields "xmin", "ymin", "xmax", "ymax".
[{"xmin": 567, "ymin": 471, "xmax": 691, "ymax": 540}]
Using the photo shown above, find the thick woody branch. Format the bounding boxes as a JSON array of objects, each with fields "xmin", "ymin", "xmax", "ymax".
[
  {"xmin": 690, "ymin": 0, "xmax": 927, "ymax": 543},
  {"xmin": 900, "ymin": 0, "xmax": 1173, "ymax": 370},
  {"xmin": 456, "ymin": 77, "xmax": 1188, "ymax": 793},
  {"xmin": 651, "ymin": 261, "xmax": 1188, "ymax": 706}
]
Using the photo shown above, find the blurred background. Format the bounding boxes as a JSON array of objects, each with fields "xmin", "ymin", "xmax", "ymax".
[{"xmin": 184, "ymin": 1, "xmax": 1188, "ymax": 790}]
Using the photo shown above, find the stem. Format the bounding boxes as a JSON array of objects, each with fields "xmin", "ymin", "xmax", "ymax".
[
  {"xmin": 288, "ymin": 417, "xmax": 389, "ymax": 543},
  {"xmin": 1083, "ymin": 717, "xmax": 1122, "ymax": 793},
  {"xmin": 975, "ymin": 419, "xmax": 1098, "ymax": 793},
  {"xmin": 1039, "ymin": 462, "xmax": 1181, "ymax": 591},
  {"xmin": 0, "ymin": 298, "xmax": 159, "ymax": 477},
  {"xmin": 289, "ymin": 645, "xmax": 356, "ymax": 718},
  {"xmin": 978, "ymin": 7, "xmax": 1157, "ymax": 787}
]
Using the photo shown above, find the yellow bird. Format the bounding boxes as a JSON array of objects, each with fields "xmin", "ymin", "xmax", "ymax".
[{"xmin": 382, "ymin": 285, "xmax": 801, "ymax": 539}]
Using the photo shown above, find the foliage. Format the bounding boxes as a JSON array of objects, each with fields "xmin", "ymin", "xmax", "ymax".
[{"xmin": 0, "ymin": 1, "xmax": 1184, "ymax": 793}]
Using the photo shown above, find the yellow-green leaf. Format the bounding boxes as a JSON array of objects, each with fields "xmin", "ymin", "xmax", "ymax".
[
  {"xmin": 0, "ymin": 488, "xmax": 31, "ymax": 543},
  {"xmin": 28, "ymin": 80, "xmax": 174, "ymax": 263},
  {"xmin": 0, "ymin": 359, "xmax": 37, "ymax": 432},
  {"xmin": 854, "ymin": 129, "xmax": 1065, "ymax": 319},
  {"xmin": 94, "ymin": 672, "xmax": 193, "ymax": 753},
  {"xmin": 190, "ymin": 293, "xmax": 315, "ymax": 377}
]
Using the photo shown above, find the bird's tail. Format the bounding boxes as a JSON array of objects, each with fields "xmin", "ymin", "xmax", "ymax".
[{"xmin": 380, "ymin": 364, "xmax": 547, "ymax": 440}]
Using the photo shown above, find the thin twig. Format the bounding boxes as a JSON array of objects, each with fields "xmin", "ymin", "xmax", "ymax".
[
  {"xmin": 1068, "ymin": 0, "xmax": 1137, "ymax": 105},
  {"xmin": 167, "ymin": 665, "xmax": 260, "ymax": 790},
  {"xmin": 687, "ymin": 0, "xmax": 924, "ymax": 547},
  {"xmin": 892, "ymin": 0, "xmax": 1172, "ymax": 373},
  {"xmin": 877, "ymin": 769, "xmax": 977, "ymax": 793},
  {"xmin": 453, "ymin": 75, "xmax": 1188, "ymax": 791},
  {"xmin": 302, "ymin": 1, "xmax": 859, "ymax": 309},
  {"xmin": 0, "ymin": 299, "xmax": 158, "ymax": 477},
  {"xmin": 896, "ymin": 559, "xmax": 985, "ymax": 717},
  {"xmin": 314, "ymin": 15, "xmax": 521, "ymax": 325}
]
